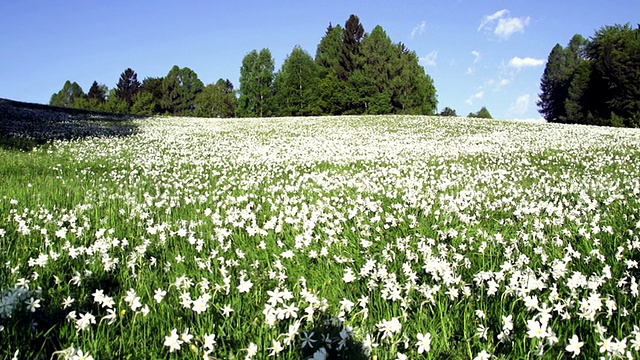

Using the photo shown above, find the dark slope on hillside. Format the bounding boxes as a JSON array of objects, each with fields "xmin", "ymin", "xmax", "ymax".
[{"xmin": 0, "ymin": 98, "xmax": 142, "ymax": 150}]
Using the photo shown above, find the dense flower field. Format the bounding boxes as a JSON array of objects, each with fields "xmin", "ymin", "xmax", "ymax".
[{"xmin": 1, "ymin": 115, "xmax": 640, "ymax": 359}]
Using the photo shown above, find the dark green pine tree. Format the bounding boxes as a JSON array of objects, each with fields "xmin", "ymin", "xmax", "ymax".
[
  {"xmin": 115, "ymin": 68, "xmax": 141, "ymax": 108},
  {"xmin": 132, "ymin": 77, "xmax": 164, "ymax": 115},
  {"xmin": 161, "ymin": 66, "xmax": 204, "ymax": 115},
  {"xmin": 355, "ymin": 25, "xmax": 396, "ymax": 114},
  {"xmin": 538, "ymin": 35, "xmax": 588, "ymax": 123},
  {"xmin": 315, "ymin": 23, "xmax": 343, "ymax": 74},
  {"xmin": 538, "ymin": 44, "xmax": 571, "ymax": 123},
  {"xmin": 273, "ymin": 46, "xmax": 322, "ymax": 116},
  {"xmin": 315, "ymin": 24, "xmax": 348, "ymax": 115},
  {"xmin": 338, "ymin": 14, "xmax": 365, "ymax": 81},
  {"xmin": 587, "ymin": 24, "xmax": 640, "ymax": 126},
  {"xmin": 238, "ymin": 49, "xmax": 275, "ymax": 117},
  {"xmin": 390, "ymin": 44, "xmax": 437, "ymax": 114},
  {"xmin": 87, "ymin": 81, "xmax": 106, "ymax": 102},
  {"xmin": 564, "ymin": 60, "xmax": 594, "ymax": 125}
]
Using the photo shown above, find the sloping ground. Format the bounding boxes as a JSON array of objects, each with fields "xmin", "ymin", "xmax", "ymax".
[{"xmin": 0, "ymin": 98, "xmax": 141, "ymax": 150}]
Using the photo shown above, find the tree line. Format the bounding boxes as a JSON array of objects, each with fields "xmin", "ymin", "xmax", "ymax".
[
  {"xmin": 538, "ymin": 23, "xmax": 640, "ymax": 127},
  {"xmin": 50, "ymin": 15, "xmax": 438, "ymax": 118}
]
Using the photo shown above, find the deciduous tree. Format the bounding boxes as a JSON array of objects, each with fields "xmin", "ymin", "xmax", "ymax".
[
  {"xmin": 50, "ymin": 80, "xmax": 85, "ymax": 108},
  {"xmin": 273, "ymin": 46, "xmax": 321, "ymax": 116},
  {"xmin": 194, "ymin": 79, "xmax": 237, "ymax": 118},
  {"xmin": 238, "ymin": 49, "xmax": 275, "ymax": 117}
]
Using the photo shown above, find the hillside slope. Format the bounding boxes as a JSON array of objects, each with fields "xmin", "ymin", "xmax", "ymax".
[{"xmin": 0, "ymin": 98, "xmax": 141, "ymax": 149}]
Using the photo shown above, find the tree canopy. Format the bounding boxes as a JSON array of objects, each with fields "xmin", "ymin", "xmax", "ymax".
[
  {"xmin": 468, "ymin": 106, "xmax": 493, "ymax": 119},
  {"xmin": 538, "ymin": 24, "xmax": 640, "ymax": 127},
  {"xmin": 50, "ymin": 14, "xmax": 439, "ymax": 118}
]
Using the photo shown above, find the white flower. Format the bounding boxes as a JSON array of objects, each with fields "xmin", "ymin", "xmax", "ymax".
[
  {"xmin": 245, "ymin": 342, "xmax": 258, "ymax": 359},
  {"xmin": 70, "ymin": 349, "xmax": 94, "ymax": 360},
  {"xmin": 473, "ymin": 350, "xmax": 491, "ymax": 360},
  {"xmin": 300, "ymin": 331, "xmax": 316, "ymax": 349},
  {"xmin": 237, "ymin": 278, "xmax": 254, "ymax": 293},
  {"xmin": 220, "ymin": 304, "xmax": 234, "ymax": 317},
  {"xmin": 376, "ymin": 317, "xmax": 402, "ymax": 340},
  {"xmin": 154, "ymin": 288, "xmax": 167, "ymax": 303},
  {"xmin": 343, "ymin": 267, "xmax": 356, "ymax": 283},
  {"xmin": 203, "ymin": 333, "xmax": 217, "ymax": 352},
  {"xmin": 164, "ymin": 328, "xmax": 183, "ymax": 352},
  {"xmin": 75, "ymin": 312, "xmax": 96, "ymax": 332},
  {"xmin": 416, "ymin": 332, "xmax": 431, "ymax": 354},
  {"xmin": 312, "ymin": 347, "xmax": 328, "ymax": 360},
  {"xmin": 565, "ymin": 335, "xmax": 583, "ymax": 358},
  {"xmin": 192, "ymin": 296, "xmax": 210, "ymax": 314},
  {"xmin": 268, "ymin": 339, "xmax": 283, "ymax": 356},
  {"xmin": 24, "ymin": 297, "xmax": 40, "ymax": 312},
  {"xmin": 526, "ymin": 319, "xmax": 548, "ymax": 339},
  {"xmin": 181, "ymin": 328, "xmax": 194, "ymax": 343}
]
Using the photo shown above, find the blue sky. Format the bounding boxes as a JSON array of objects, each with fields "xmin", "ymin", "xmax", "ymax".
[{"xmin": 1, "ymin": 1, "xmax": 638, "ymax": 120}]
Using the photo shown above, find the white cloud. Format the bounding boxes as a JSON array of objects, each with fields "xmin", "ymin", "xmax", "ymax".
[
  {"xmin": 508, "ymin": 56, "xmax": 545, "ymax": 68},
  {"xmin": 478, "ymin": 9, "xmax": 530, "ymax": 39},
  {"xmin": 420, "ymin": 51, "xmax": 438, "ymax": 66},
  {"xmin": 509, "ymin": 94, "xmax": 531, "ymax": 115},
  {"xmin": 495, "ymin": 16, "xmax": 530, "ymax": 39},
  {"xmin": 478, "ymin": 9, "xmax": 509, "ymax": 31},
  {"xmin": 410, "ymin": 21, "xmax": 426, "ymax": 39},
  {"xmin": 465, "ymin": 90, "xmax": 484, "ymax": 105},
  {"xmin": 471, "ymin": 50, "xmax": 481, "ymax": 63},
  {"xmin": 497, "ymin": 78, "xmax": 511, "ymax": 88}
]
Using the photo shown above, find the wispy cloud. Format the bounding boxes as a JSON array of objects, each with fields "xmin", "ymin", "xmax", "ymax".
[
  {"xmin": 420, "ymin": 51, "xmax": 438, "ymax": 66},
  {"xmin": 410, "ymin": 21, "xmax": 426, "ymax": 39},
  {"xmin": 471, "ymin": 50, "xmax": 481, "ymax": 63},
  {"xmin": 465, "ymin": 90, "xmax": 484, "ymax": 105},
  {"xmin": 478, "ymin": 9, "xmax": 509, "ymax": 31},
  {"xmin": 509, "ymin": 94, "xmax": 531, "ymax": 115},
  {"xmin": 508, "ymin": 56, "xmax": 545, "ymax": 68},
  {"xmin": 478, "ymin": 9, "xmax": 530, "ymax": 39}
]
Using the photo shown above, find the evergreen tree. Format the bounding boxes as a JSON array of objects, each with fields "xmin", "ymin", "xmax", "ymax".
[
  {"xmin": 315, "ymin": 24, "xmax": 344, "ymax": 74},
  {"xmin": 50, "ymin": 80, "xmax": 85, "ymax": 108},
  {"xmin": 273, "ymin": 46, "xmax": 322, "ymax": 116},
  {"xmin": 538, "ymin": 35, "xmax": 589, "ymax": 123},
  {"xmin": 133, "ymin": 77, "xmax": 164, "ymax": 115},
  {"xmin": 238, "ymin": 48, "xmax": 275, "ymax": 117},
  {"xmin": 102, "ymin": 88, "xmax": 129, "ymax": 113},
  {"xmin": 338, "ymin": 14, "xmax": 365, "ymax": 81},
  {"xmin": 538, "ymin": 44, "xmax": 571, "ymax": 123},
  {"xmin": 439, "ymin": 107, "xmax": 457, "ymax": 116},
  {"xmin": 194, "ymin": 79, "xmax": 237, "ymax": 118},
  {"xmin": 115, "ymin": 68, "xmax": 141, "ymax": 107},
  {"xmin": 564, "ymin": 60, "xmax": 594, "ymax": 125},
  {"xmin": 356, "ymin": 25, "xmax": 396, "ymax": 114},
  {"xmin": 87, "ymin": 81, "xmax": 106, "ymax": 103},
  {"xmin": 468, "ymin": 106, "xmax": 493, "ymax": 119},
  {"xmin": 161, "ymin": 65, "xmax": 204, "ymax": 115},
  {"xmin": 391, "ymin": 46, "xmax": 438, "ymax": 114},
  {"xmin": 316, "ymin": 24, "xmax": 347, "ymax": 115},
  {"xmin": 587, "ymin": 24, "xmax": 640, "ymax": 126}
]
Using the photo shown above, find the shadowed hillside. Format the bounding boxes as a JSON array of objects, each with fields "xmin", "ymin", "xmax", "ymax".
[{"xmin": 0, "ymin": 98, "xmax": 142, "ymax": 150}]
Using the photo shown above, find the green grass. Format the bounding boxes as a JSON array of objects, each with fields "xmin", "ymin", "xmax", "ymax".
[{"xmin": 1, "ymin": 115, "xmax": 640, "ymax": 359}]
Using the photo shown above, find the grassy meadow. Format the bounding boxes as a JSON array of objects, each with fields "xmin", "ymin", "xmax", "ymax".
[{"xmin": 1, "ymin": 115, "xmax": 640, "ymax": 359}]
